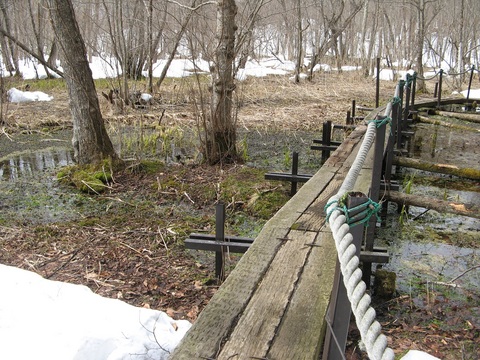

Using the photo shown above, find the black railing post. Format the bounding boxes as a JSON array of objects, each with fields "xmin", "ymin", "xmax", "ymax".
[
  {"xmin": 322, "ymin": 121, "xmax": 332, "ymax": 163},
  {"xmin": 215, "ymin": 203, "xmax": 226, "ymax": 281},
  {"xmin": 351, "ymin": 99, "xmax": 356, "ymax": 120},
  {"xmin": 411, "ymin": 72, "xmax": 417, "ymax": 107},
  {"xmin": 466, "ymin": 65, "xmax": 475, "ymax": 102},
  {"xmin": 437, "ymin": 69, "xmax": 443, "ymax": 107},
  {"xmin": 397, "ymin": 80, "xmax": 405, "ymax": 149},
  {"xmin": 290, "ymin": 151, "xmax": 299, "ymax": 196},
  {"xmin": 323, "ymin": 192, "xmax": 367, "ymax": 360},
  {"xmin": 364, "ymin": 114, "xmax": 387, "ymax": 287},
  {"xmin": 376, "ymin": 57, "xmax": 381, "ymax": 108},
  {"xmin": 434, "ymin": 82, "xmax": 438, "ymax": 98},
  {"xmin": 403, "ymin": 74, "xmax": 411, "ymax": 131}
]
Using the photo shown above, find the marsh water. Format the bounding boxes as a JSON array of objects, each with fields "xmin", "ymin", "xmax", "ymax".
[{"xmin": 1, "ymin": 118, "xmax": 479, "ymax": 292}]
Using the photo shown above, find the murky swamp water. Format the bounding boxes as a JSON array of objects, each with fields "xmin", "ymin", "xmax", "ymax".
[
  {"xmin": 377, "ymin": 115, "xmax": 479, "ymax": 295},
  {"xmin": 0, "ymin": 119, "xmax": 479, "ymax": 295}
]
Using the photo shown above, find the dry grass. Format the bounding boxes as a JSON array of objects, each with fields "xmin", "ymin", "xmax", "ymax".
[{"xmin": 2, "ymin": 70, "xmax": 397, "ymax": 134}]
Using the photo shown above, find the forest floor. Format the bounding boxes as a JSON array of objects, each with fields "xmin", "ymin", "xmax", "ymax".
[{"xmin": 0, "ymin": 71, "xmax": 478, "ymax": 359}]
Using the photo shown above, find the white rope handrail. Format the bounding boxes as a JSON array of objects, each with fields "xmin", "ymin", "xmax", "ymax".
[{"xmin": 324, "ymin": 86, "xmax": 400, "ymax": 360}]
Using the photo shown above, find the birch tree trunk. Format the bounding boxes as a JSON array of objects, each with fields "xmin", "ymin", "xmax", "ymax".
[
  {"xmin": 208, "ymin": 0, "xmax": 238, "ymax": 164},
  {"xmin": 47, "ymin": 0, "xmax": 117, "ymax": 165}
]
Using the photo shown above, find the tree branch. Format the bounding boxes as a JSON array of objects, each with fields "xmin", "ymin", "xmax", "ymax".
[
  {"xmin": 167, "ymin": 0, "xmax": 216, "ymax": 11},
  {"xmin": 0, "ymin": 26, "xmax": 64, "ymax": 77}
]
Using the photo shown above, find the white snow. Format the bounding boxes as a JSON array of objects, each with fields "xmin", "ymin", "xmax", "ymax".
[
  {"xmin": 460, "ymin": 88, "xmax": 480, "ymax": 100},
  {"xmin": 0, "ymin": 264, "xmax": 191, "ymax": 360},
  {"xmin": 7, "ymin": 87, "xmax": 53, "ymax": 102},
  {"xmin": 400, "ymin": 350, "xmax": 441, "ymax": 360},
  {"xmin": 140, "ymin": 93, "xmax": 153, "ymax": 103}
]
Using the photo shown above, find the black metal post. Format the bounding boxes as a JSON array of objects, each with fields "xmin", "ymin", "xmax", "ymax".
[
  {"xmin": 411, "ymin": 73, "xmax": 416, "ymax": 107},
  {"xmin": 351, "ymin": 99, "xmax": 356, "ymax": 120},
  {"xmin": 397, "ymin": 80, "xmax": 405, "ymax": 150},
  {"xmin": 466, "ymin": 65, "xmax": 475, "ymax": 102},
  {"xmin": 323, "ymin": 192, "xmax": 367, "ymax": 360},
  {"xmin": 322, "ymin": 121, "xmax": 332, "ymax": 163},
  {"xmin": 290, "ymin": 151, "xmax": 299, "ymax": 196},
  {"xmin": 364, "ymin": 114, "xmax": 387, "ymax": 287},
  {"xmin": 437, "ymin": 69, "xmax": 443, "ymax": 107},
  {"xmin": 385, "ymin": 93, "xmax": 399, "ymax": 183},
  {"xmin": 403, "ymin": 74, "xmax": 411, "ymax": 131},
  {"xmin": 434, "ymin": 82, "xmax": 438, "ymax": 98},
  {"xmin": 215, "ymin": 203, "xmax": 226, "ymax": 281},
  {"xmin": 376, "ymin": 57, "xmax": 380, "ymax": 108}
]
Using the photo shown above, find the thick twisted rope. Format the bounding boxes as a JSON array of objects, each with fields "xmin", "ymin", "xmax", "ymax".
[{"xmin": 324, "ymin": 88, "xmax": 400, "ymax": 360}]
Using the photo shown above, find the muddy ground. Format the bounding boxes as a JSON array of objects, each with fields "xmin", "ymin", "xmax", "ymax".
[{"xmin": 0, "ymin": 72, "xmax": 478, "ymax": 359}]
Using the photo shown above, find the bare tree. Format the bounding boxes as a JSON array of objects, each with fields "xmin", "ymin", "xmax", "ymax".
[
  {"xmin": 0, "ymin": 0, "xmax": 19, "ymax": 76},
  {"xmin": 47, "ymin": 0, "xmax": 117, "ymax": 165},
  {"xmin": 207, "ymin": 0, "xmax": 238, "ymax": 164}
]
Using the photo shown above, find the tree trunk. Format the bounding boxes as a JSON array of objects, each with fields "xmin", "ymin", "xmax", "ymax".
[
  {"xmin": 207, "ymin": 0, "xmax": 238, "ymax": 164},
  {"xmin": 393, "ymin": 157, "xmax": 480, "ymax": 180},
  {"xmin": 417, "ymin": 114, "xmax": 480, "ymax": 132},
  {"xmin": 0, "ymin": 0, "xmax": 19, "ymax": 76},
  {"xmin": 434, "ymin": 110, "xmax": 480, "ymax": 124},
  {"xmin": 47, "ymin": 0, "xmax": 117, "ymax": 165},
  {"xmin": 382, "ymin": 190, "xmax": 480, "ymax": 219}
]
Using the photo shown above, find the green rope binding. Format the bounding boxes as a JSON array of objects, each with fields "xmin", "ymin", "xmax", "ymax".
[
  {"xmin": 391, "ymin": 96, "xmax": 401, "ymax": 106},
  {"xmin": 325, "ymin": 195, "xmax": 382, "ymax": 228},
  {"xmin": 368, "ymin": 116, "xmax": 392, "ymax": 128}
]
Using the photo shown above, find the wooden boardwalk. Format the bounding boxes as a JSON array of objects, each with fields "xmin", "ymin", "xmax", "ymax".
[{"xmin": 171, "ymin": 122, "xmax": 379, "ymax": 360}]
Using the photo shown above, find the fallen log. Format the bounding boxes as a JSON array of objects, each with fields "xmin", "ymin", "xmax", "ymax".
[
  {"xmin": 435, "ymin": 110, "xmax": 480, "ymax": 124},
  {"xmin": 393, "ymin": 157, "xmax": 480, "ymax": 180},
  {"xmin": 381, "ymin": 190, "xmax": 480, "ymax": 219},
  {"xmin": 417, "ymin": 115, "xmax": 480, "ymax": 132}
]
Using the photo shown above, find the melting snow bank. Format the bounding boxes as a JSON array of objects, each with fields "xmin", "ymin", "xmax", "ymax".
[
  {"xmin": 0, "ymin": 264, "xmax": 191, "ymax": 360},
  {"xmin": 7, "ymin": 87, "xmax": 54, "ymax": 102}
]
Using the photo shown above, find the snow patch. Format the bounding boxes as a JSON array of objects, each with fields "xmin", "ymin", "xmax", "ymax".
[
  {"xmin": 7, "ymin": 87, "xmax": 53, "ymax": 102},
  {"xmin": 0, "ymin": 264, "xmax": 191, "ymax": 360}
]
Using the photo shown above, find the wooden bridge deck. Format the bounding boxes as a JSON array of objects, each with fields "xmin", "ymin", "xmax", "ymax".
[{"xmin": 171, "ymin": 123, "xmax": 378, "ymax": 360}]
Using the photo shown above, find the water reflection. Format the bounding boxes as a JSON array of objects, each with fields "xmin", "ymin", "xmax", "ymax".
[{"xmin": 0, "ymin": 148, "xmax": 74, "ymax": 181}]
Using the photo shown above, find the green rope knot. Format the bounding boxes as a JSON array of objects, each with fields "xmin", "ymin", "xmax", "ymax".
[
  {"xmin": 368, "ymin": 116, "xmax": 391, "ymax": 128},
  {"xmin": 391, "ymin": 96, "xmax": 401, "ymax": 106},
  {"xmin": 325, "ymin": 195, "xmax": 382, "ymax": 228}
]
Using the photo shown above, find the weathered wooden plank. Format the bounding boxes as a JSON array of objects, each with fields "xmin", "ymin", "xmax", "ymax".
[
  {"xmin": 171, "ymin": 224, "xmax": 292, "ymax": 359},
  {"xmin": 171, "ymin": 162, "xmax": 343, "ymax": 359},
  {"xmin": 323, "ymin": 125, "xmax": 366, "ymax": 168},
  {"xmin": 296, "ymin": 128, "xmax": 368, "ymax": 231},
  {"xmin": 218, "ymin": 229, "xmax": 317, "ymax": 359},
  {"xmin": 294, "ymin": 177, "xmax": 343, "ymax": 231},
  {"xmin": 267, "ymin": 229, "xmax": 337, "ymax": 359}
]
